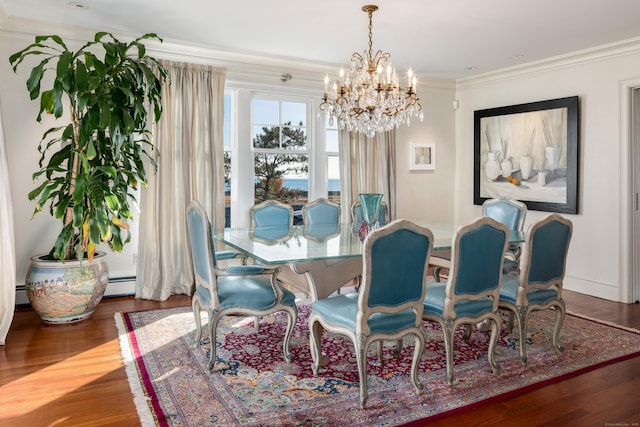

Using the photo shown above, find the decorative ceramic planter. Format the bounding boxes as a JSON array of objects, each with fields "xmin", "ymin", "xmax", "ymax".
[{"xmin": 25, "ymin": 252, "xmax": 109, "ymax": 324}]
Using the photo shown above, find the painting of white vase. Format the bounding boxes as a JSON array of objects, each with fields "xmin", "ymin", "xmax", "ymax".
[
  {"xmin": 545, "ymin": 144, "xmax": 561, "ymax": 175},
  {"xmin": 519, "ymin": 154, "xmax": 533, "ymax": 180},
  {"xmin": 501, "ymin": 157, "xmax": 512, "ymax": 178},
  {"xmin": 484, "ymin": 151, "xmax": 501, "ymax": 181},
  {"xmin": 474, "ymin": 96, "xmax": 579, "ymax": 214}
]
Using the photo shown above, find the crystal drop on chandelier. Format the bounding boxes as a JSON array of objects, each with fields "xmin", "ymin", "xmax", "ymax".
[{"xmin": 319, "ymin": 4, "xmax": 423, "ymax": 138}]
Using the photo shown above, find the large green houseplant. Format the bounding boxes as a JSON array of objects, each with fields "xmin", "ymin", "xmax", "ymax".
[{"xmin": 10, "ymin": 32, "xmax": 168, "ymax": 323}]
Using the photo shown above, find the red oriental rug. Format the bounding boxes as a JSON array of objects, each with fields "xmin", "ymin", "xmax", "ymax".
[{"xmin": 116, "ymin": 300, "xmax": 640, "ymax": 426}]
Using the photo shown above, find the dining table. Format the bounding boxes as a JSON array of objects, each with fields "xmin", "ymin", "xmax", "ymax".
[{"xmin": 213, "ymin": 221, "xmax": 525, "ymax": 300}]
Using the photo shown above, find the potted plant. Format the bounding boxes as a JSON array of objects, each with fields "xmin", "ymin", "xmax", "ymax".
[{"xmin": 10, "ymin": 32, "xmax": 168, "ymax": 323}]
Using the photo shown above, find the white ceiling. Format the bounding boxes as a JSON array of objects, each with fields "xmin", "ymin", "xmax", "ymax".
[{"xmin": 2, "ymin": 0, "xmax": 640, "ymax": 80}]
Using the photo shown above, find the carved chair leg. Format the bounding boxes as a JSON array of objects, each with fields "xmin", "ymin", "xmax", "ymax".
[
  {"xmin": 309, "ymin": 320, "xmax": 324, "ymax": 375},
  {"xmin": 487, "ymin": 315, "xmax": 502, "ymax": 374},
  {"xmin": 463, "ymin": 324, "xmax": 473, "ymax": 343},
  {"xmin": 355, "ymin": 337, "xmax": 369, "ymax": 409},
  {"xmin": 443, "ymin": 321, "xmax": 456, "ymax": 385}
]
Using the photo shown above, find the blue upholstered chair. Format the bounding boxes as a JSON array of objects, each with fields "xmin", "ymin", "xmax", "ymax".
[
  {"xmin": 482, "ymin": 196, "xmax": 527, "ymax": 234},
  {"xmin": 214, "ymin": 250, "xmax": 244, "ymax": 263},
  {"xmin": 186, "ymin": 201, "xmax": 298, "ymax": 371},
  {"xmin": 351, "ymin": 200, "xmax": 388, "ymax": 228},
  {"xmin": 249, "ymin": 226, "xmax": 294, "ymax": 245},
  {"xmin": 309, "ymin": 219, "xmax": 434, "ymax": 408},
  {"xmin": 423, "ymin": 216, "xmax": 509, "ymax": 385},
  {"xmin": 249, "ymin": 199, "xmax": 294, "ymax": 228},
  {"xmin": 432, "ymin": 196, "xmax": 526, "ymax": 281},
  {"xmin": 301, "ymin": 198, "xmax": 341, "ymax": 242},
  {"xmin": 303, "ymin": 198, "xmax": 340, "ymax": 225},
  {"xmin": 483, "ymin": 196, "xmax": 527, "ymax": 274},
  {"xmin": 498, "ymin": 213, "xmax": 573, "ymax": 365},
  {"xmin": 302, "ymin": 223, "xmax": 340, "ymax": 242}
]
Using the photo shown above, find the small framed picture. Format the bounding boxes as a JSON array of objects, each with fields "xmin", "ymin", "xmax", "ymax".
[{"xmin": 409, "ymin": 141, "xmax": 436, "ymax": 171}]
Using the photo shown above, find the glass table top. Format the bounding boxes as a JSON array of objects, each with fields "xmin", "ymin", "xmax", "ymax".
[{"xmin": 214, "ymin": 222, "xmax": 525, "ymax": 265}]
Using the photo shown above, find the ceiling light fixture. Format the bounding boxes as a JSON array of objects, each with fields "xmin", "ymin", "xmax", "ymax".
[{"xmin": 320, "ymin": 4, "xmax": 422, "ymax": 138}]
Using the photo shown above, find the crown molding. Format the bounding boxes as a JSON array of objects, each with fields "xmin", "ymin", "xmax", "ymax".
[
  {"xmin": 0, "ymin": 15, "xmax": 454, "ymax": 92},
  {"xmin": 456, "ymin": 36, "xmax": 640, "ymax": 89}
]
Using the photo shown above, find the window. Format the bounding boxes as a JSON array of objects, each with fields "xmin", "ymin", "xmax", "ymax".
[
  {"xmin": 326, "ymin": 116, "xmax": 340, "ymax": 203},
  {"xmin": 223, "ymin": 94, "xmax": 232, "ymax": 227},
  {"xmin": 252, "ymin": 96, "xmax": 310, "ymax": 212},
  {"xmin": 223, "ymin": 87, "xmax": 339, "ymax": 227}
]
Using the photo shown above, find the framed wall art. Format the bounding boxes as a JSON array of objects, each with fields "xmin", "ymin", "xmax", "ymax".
[
  {"xmin": 473, "ymin": 96, "xmax": 579, "ymax": 214},
  {"xmin": 410, "ymin": 141, "xmax": 436, "ymax": 171}
]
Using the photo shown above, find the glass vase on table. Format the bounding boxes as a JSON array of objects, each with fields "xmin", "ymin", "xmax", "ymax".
[{"xmin": 358, "ymin": 193, "xmax": 383, "ymax": 241}]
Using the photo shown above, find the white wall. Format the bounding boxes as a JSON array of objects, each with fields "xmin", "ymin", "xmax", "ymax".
[
  {"xmin": 396, "ymin": 81, "xmax": 457, "ymax": 223},
  {"xmin": 453, "ymin": 44, "xmax": 640, "ymax": 302}
]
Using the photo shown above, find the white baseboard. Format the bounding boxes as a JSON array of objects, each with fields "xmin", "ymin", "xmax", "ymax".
[
  {"xmin": 564, "ymin": 275, "xmax": 624, "ymax": 302},
  {"xmin": 103, "ymin": 278, "xmax": 136, "ymax": 297}
]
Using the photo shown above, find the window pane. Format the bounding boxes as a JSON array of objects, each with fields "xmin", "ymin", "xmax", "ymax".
[
  {"xmin": 224, "ymin": 151, "xmax": 231, "ymax": 227},
  {"xmin": 253, "ymin": 99, "xmax": 279, "ymax": 124},
  {"xmin": 326, "ymin": 129, "xmax": 339, "ymax": 152},
  {"xmin": 282, "ymin": 125, "xmax": 307, "ymax": 150},
  {"xmin": 224, "ymin": 95, "xmax": 231, "ymax": 149},
  {"xmin": 328, "ymin": 154, "xmax": 340, "ymax": 203},
  {"xmin": 282, "ymin": 101, "xmax": 306, "ymax": 126},
  {"xmin": 253, "ymin": 126, "xmax": 281, "ymax": 149},
  {"xmin": 224, "ymin": 95, "xmax": 230, "ymax": 121},
  {"xmin": 254, "ymin": 153, "xmax": 308, "ymax": 208}
]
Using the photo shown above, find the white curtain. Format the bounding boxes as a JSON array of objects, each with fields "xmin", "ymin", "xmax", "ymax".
[
  {"xmin": 136, "ymin": 61, "xmax": 227, "ymax": 300},
  {"xmin": 339, "ymin": 130, "xmax": 397, "ymax": 224},
  {"xmin": 0, "ymin": 96, "xmax": 16, "ymax": 345}
]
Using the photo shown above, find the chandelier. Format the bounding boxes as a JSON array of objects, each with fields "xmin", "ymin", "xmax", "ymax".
[{"xmin": 320, "ymin": 4, "xmax": 423, "ymax": 138}]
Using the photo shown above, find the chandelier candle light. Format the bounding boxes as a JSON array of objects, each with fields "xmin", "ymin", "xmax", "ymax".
[{"xmin": 320, "ymin": 4, "xmax": 423, "ymax": 138}]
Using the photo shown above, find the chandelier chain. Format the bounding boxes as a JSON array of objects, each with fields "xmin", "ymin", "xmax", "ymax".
[{"xmin": 367, "ymin": 8, "xmax": 373, "ymax": 64}]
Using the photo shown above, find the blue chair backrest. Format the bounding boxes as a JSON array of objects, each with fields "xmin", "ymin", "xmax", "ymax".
[
  {"xmin": 527, "ymin": 214, "xmax": 572, "ymax": 284},
  {"xmin": 364, "ymin": 221, "xmax": 433, "ymax": 308},
  {"xmin": 303, "ymin": 198, "xmax": 340, "ymax": 225},
  {"xmin": 482, "ymin": 197, "xmax": 526, "ymax": 232},
  {"xmin": 452, "ymin": 218, "xmax": 509, "ymax": 295},
  {"xmin": 250, "ymin": 200, "xmax": 293, "ymax": 228},
  {"xmin": 303, "ymin": 223, "xmax": 340, "ymax": 242},
  {"xmin": 187, "ymin": 201, "xmax": 214, "ymax": 284},
  {"xmin": 250, "ymin": 226, "xmax": 293, "ymax": 245}
]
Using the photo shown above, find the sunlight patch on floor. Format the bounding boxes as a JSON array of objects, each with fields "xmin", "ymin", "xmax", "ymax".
[{"xmin": 0, "ymin": 340, "xmax": 120, "ymax": 417}]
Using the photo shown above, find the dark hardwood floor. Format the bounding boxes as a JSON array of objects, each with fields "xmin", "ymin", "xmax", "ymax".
[{"xmin": 0, "ymin": 290, "xmax": 638, "ymax": 427}]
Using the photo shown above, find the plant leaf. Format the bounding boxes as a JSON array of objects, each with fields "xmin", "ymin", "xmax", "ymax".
[
  {"xmin": 105, "ymin": 194, "xmax": 119, "ymax": 211},
  {"xmin": 86, "ymin": 140, "xmax": 97, "ymax": 160},
  {"xmin": 26, "ymin": 62, "xmax": 45, "ymax": 100}
]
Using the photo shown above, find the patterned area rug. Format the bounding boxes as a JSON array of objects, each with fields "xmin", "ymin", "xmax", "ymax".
[{"xmin": 116, "ymin": 300, "xmax": 640, "ymax": 426}]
